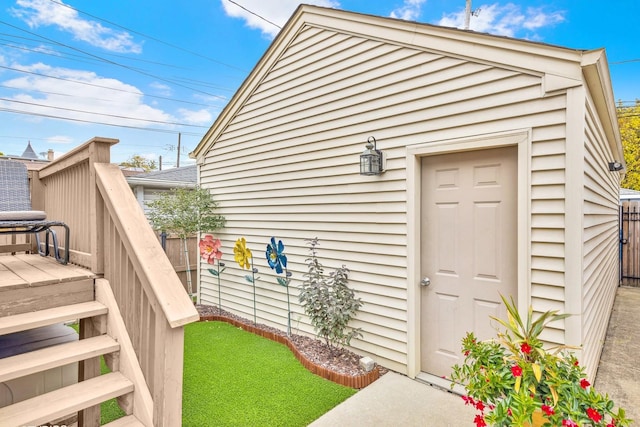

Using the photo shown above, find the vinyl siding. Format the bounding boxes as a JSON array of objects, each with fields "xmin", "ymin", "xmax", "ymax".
[
  {"xmin": 580, "ymin": 95, "xmax": 620, "ymax": 378},
  {"xmin": 200, "ymin": 23, "xmax": 579, "ymax": 373}
]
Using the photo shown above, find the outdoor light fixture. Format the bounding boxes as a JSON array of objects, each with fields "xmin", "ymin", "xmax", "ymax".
[
  {"xmin": 360, "ymin": 136, "xmax": 385, "ymax": 176},
  {"xmin": 608, "ymin": 161, "xmax": 624, "ymax": 172}
]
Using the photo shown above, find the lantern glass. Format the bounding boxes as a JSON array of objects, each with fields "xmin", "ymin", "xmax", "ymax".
[
  {"xmin": 360, "ymin": 150, "xmax": 381, "ymax": 175},
  {"xmin": 359, "ymin": 137, "xmax": 384, "ymax": 176}
]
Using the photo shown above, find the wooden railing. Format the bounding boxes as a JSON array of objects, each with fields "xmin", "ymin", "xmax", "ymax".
[
  {"xmin": 36, "ymin": 138, "xmax": 199, "ymax": 426},
  {"xmin": 95, "ymin": 162, "xmax": 199, "ymax": 425},
  {"xmin": 35, "ymin": 137, "xmax": 117, "ymax": 271}
]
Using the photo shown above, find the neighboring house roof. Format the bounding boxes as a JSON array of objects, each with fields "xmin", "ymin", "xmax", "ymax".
[
  {"xmin": 126, "ymin": 164, "xmax": 197, "ymax": 189},
  {"xmin": 21, "ymin": 142, "xmax": 38, "ymax": 159},
  {"xmin": 621, "ymin": 188, "xmax": 640, "ymax": 199},
  {"xmin": 136, "ymin": 165, "xmax": 197, "ymax": 182},
  {"xmin": 190, "ymin": 5, "xmax": 622, "ymax": 162},
  {"xmin": 1, "ymin": 142, "xmax": 49, "ymax": 170}
]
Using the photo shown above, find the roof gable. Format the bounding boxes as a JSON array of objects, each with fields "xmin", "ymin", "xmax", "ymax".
[{"xmin": 191, "ymin": 5, "xmax": 617, "ymax": 159}]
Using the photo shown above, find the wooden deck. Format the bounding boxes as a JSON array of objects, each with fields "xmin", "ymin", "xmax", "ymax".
[{"xmin": 0, "ymin": 254, "xmax": 95, "ymax": 317}]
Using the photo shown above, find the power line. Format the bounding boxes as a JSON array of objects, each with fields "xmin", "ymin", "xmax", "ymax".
[
  {"xmin": 0, "ymin": 36, "xmax": 192, "ymax": 73},
  {"xmin": 0, "ymin": 97, "xmax": 209, "ymax": 128},
  {"xmin": 0, "ymin": 65, "xmax": 226, "ymax": 106},
  {"xmin": 0, "ymin": 107, "xmax": 203, "ymax": 136},
  {"xmin": 225, "ymin": 0, "xmax": 282, "ymax": 29},
  {"xmin": 0, "ymin": 20, "xmax": 224, "ymax": 99},
  {"xmin": 610, "ymin": 59, "xmax": 640, "ymax": 65},
  {"xmin": 0, "ymin": 38, "xmax": 237, "ymax": 94},
  {"xmin": 45, "ymin": 0, "xmax": 248, "ymax": 72}
]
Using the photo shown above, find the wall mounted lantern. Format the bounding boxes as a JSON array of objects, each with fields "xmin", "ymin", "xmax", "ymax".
[
  {"xmin": 360, "ymin": 136, "xmax": 385, "ymax": 176},
  {"xmin": 608, "ymin": 161, "xmax": 624, "ymax": 172}
]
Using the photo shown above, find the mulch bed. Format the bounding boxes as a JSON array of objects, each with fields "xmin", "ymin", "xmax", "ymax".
[{"xmin": 196, "ymin": 304, "xmax": 385, "ymax": 389}]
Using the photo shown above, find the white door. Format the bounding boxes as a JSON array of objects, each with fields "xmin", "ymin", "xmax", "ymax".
[{"xmin": 420, "ymin": 146, "xmax": 517, "ymax": 377}]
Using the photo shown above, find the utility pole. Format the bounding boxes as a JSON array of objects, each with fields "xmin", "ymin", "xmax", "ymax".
[
  {"xmin": 464, "ymin": 0, "xmax": 472, "ymax": 30},
  {"xmin": 176, "ymin": 133, "xmax": 181, "ymax": 168}
]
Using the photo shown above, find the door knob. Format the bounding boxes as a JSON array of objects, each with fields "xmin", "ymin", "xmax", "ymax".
[{"xmin": 421, "ymin": 277, "xmax": 431, "ymax": 287}]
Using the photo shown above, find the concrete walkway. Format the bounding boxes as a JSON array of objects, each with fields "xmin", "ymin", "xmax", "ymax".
[
  {"xmin": 594, "ymin": 286, "xmax": 640, "ymax": 423},
  {"xmin": 309, "ymin": 372, "xmax": 476, "ymax": 427},
  {"xmin": 311, "ymin": 286, "xmax": 640, "ymax": 426}
]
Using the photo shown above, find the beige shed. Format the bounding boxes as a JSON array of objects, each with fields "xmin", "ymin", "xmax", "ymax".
[{"xmin": 191, "ymin": 5, "xmax": 623, "ymax": 381}]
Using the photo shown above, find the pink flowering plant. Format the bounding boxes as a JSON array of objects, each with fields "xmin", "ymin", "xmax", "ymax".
[{"xmin": 450, "ymin": 295, "xmax": 631, "ymax": 427}]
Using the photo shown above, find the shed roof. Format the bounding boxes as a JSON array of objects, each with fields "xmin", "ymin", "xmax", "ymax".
[
  {"xmin": 134, "ymin": 165, "xmax": 196, "ymax": 182},
  {"xmin": 191, "ymin": 5, "xmax": 621, "ymax": 160},
  {"xmin": 126, "ymin": 164, "xmax": 197, "ymax": 189}
]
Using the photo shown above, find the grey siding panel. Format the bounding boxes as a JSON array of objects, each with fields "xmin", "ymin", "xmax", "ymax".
[{"xmin": 199, "ymin": 26, "xmax": 568, "ymax": 372}]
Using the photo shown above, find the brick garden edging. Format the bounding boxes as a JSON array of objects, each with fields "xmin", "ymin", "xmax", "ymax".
[{"xmin": 199, "ymin": 314, "xmax": 380, "ymax": 389}]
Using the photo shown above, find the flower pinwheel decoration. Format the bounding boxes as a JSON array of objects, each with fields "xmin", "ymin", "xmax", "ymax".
[
  {"xmin": 234, "ymin": 237, "xmax": 258, "ymax": 324},
  {"xmin": 199, "ymin": 235, "xmax": 222, "ymax": 264},
  {"xmin": 266, "ymin": 237, "xmax": 293, "ymax": 335},
  {"xmin": 200, "ymin": 235, "xmax": 225, "ymax": 309},
  {"xmin": 266, "ymin": 237, "xmax": 287, "ymax": 274},
  {"xmin": 234, "ymin": 237, "xmax": 252, "ymax": 270}
]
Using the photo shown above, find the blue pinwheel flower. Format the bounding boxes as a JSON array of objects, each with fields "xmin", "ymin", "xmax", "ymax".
[{"xmin": 266, "ymin": 237, "xmax": 287, "ymax": 274}]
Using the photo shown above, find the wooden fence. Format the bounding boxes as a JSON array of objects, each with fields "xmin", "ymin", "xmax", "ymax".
[
  {"xmin": 157, "ymin": 233, "xmax": 197, "ymax": 296},
  {"xmin": 620, "ymin": 199, "xmax": 640, "ymax": 286}
]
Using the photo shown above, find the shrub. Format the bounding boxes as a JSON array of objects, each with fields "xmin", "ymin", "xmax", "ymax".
[{"xmin": 299, "ymin": 237, "xmax": 363, "ymax": 355}]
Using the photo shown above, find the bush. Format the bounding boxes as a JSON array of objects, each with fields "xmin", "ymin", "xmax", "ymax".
[{"xmin": 299, "ymin": 238, "xmax": 363, "ymax": 355}]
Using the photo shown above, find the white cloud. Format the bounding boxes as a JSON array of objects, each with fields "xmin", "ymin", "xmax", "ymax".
[
  {"xmin": 1, "ymin": 62, "xmax": 173, "ymax": 128},
  {"xmin": 390, "ymin": 0, "xmax": 427, "ymax": 21},
  {"xmin": 220, "ymin": 0, "xmax": 340, "ymax": 38},
  {"xmin": 10, "ymin": 0, "xmax": 142, "ymax": 53},
  {"xmin": 177, "ymin": 108, "xmax": 213, "ymax": 125},
  {"xmin": 149, "ymin": 82, "xmax": 173, "ymax": 96},
  {"xmin": 438, "ymin": 2, "xmax": 565, "ymax": 38},
  {"xmin": 45, "ymin": 135, "xmax": 74, "ymax": 144},
  {"xmin": 522, "ymin": 7, "xmax": 565, "ymax": 30}
]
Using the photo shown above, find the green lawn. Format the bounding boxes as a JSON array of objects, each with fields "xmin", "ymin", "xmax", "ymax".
[
  {"xmin": 181, "ymin": 321, "xmax": 357, "ymax": 427},
  {"xmin": 77, "ymin": 320, "xmax": 356, "ymax": 425}
]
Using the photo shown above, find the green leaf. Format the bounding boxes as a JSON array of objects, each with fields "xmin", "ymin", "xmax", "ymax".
[
  {"xmin": 208, "ymin": 269, "xmax": 219, "ymax": 276},
  {"xmin": 277, "ymin": 277, "xmax": 289, "ymax": 287}
]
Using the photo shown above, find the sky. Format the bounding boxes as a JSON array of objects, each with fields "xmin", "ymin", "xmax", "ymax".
[{"xmin": 0, "ymin": 0, "xmax": 637, "ymax": 167}]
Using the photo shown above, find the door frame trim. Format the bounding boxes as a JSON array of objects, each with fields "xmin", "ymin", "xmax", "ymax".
[{"xmin": 405, "ymin": 129, "xmax": 532, "ymax": 378}]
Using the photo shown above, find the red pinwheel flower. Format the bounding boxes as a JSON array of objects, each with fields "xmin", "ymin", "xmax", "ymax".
[
  {"xmin": 520, "ymin": 342, "xmax": 532, "ymax": 354},
  {"xmin": 587, "ymin": 408, "xmax": 603, "ymax": 423},
  {"xmin": 511, "ymin": 365, "xmax": 523, "ymax": 377},
  {"xmin": 580, "ymin": 379, "xmax": 590, "ymax": 389},
  {"xmin": 562, "ymin": 420, "xmax": 578, "ymax": 427},
  {"xmin": 541, "ymin": 405, "xmax": 555, "ymax": 416},
  {"xmin": 474, "ymin": 414, "xmax": 487, "ymax": 427}
]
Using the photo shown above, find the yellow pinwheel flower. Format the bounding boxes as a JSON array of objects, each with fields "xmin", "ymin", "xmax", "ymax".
[{"xmin": 233, "ymin": 237, "xmax": 252, "ymax": 269}]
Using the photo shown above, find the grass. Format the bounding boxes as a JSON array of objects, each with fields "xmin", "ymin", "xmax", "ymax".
[
  {"xmin": 181, "ymin": 321, "xmax": 357, "ymax": 426},
  {"xmin": 70, "ymin": 320, "xmax": 356, "ymax": 425}
]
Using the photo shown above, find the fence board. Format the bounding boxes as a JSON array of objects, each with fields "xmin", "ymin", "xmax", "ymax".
[{"xmin": 157, "ymin": 234, "xmax": 197, "ymax": 295}]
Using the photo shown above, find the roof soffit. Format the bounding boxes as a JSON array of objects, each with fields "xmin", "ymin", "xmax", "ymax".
[{"xmin": 581, "ymin": 49, "xmax": 623, "ymax": 162}]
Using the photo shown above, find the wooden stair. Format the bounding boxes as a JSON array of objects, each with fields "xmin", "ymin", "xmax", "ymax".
[{"xmin": 0, "ymin": 297, "xmax": 147, "ymax": 427}]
